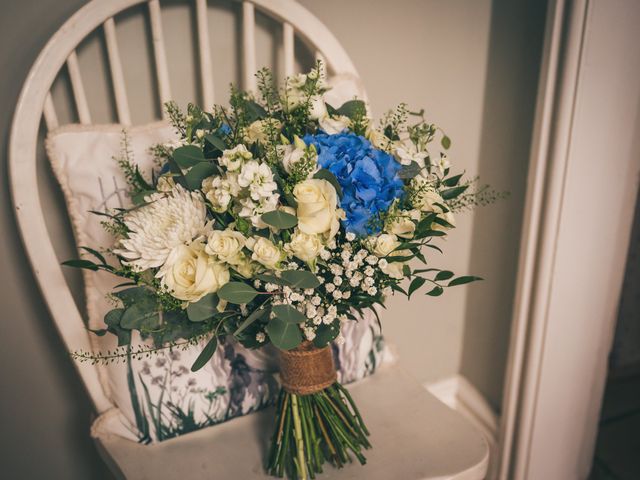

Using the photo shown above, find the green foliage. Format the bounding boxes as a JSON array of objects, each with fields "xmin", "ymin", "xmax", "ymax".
[
  {"xmin": 265, "ymin": 317, "xmax": 302, "ymax": 350},
  {"xmin": 280, "ymin": 270, "xmax": 320, "ymax": 289},
  {"xmin": 186, "ymin": 294, "xmax": 219, "ymax": 322},
  {"xmin": 218, "ymin": 282, "xmax": 259, "ymax": 304},
  {"xmin": 261, "ymin": 210, "xmax": 298, "ymax": 229},
  {"xmin": 190, "ymin": 336, "xmax": 218, "ymax": 372}
]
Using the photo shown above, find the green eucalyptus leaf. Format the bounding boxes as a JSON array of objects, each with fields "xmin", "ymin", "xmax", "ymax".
[
  {"xmin": 190, "ymin": 336, "xmax": 218, "ymax": 372},
  {"xmin": 217, "ymin": 282, "xmax": 259, "ymax": 304},
  {"xmin": 272, "ymin": 304, "xmax": 306, "ymax": 324},
  {"xmin": 442, "ymin": 173, "xmax": 463, "ymax": 187},
  {"xmin": 336, "ymin": 99, "xmax": 366, "ymax": 119},
  {"xmin": 173, "ymin": 145, "xmax": 205, "ymax": 168},
  {"xmin": 256, "ymin": 273, "xmax": 287, "ymax": 285},
  {"xmin": 448, "ymin": 275, "xmax": 483, "ymax": 287},
  {"xmin": 120, "ymin": 304, "xmax": 160, "ymax": 330},
  {"xmin": 184, "ymin": 162, "xmax": 217, "ymax": 190},
  {"xmin": 441, "ymin": 185, "xmax": 468, "ymax": 200},
  {"xmin": 204, "ymin": 134, "xmax": 226, "ymax": 152},
  {"xmin": 79, "ymin": 246, "xmax": 107, "ymax": 265},
  {"xmin": 398, "ymin": 161, "xmax": 422, "ymax": 179},
  {"xmin": 245, "ymin": 101, "xmax": 268, "ymax": 122},
  {"xmin": 186, "ymin": 293, "xmax": 219, "ymax": 322},
  {"xmin": 265, "ymin": 317, "xmax": 303, "ymax": 350},
  {"xmin": 280, "ymin": 270, "xmax": 321, "ymax": 289},
  {"xmin": 113, "ymin": 287, "xmax": 155, "ymax": 308},
  {"xmin": 62, "ymin": 259, "xmax": 100, "ymax": 271},
  {"xmin": 234, "ymin": 306, "xmax": 269, "ymax": 335},
  {"xmin": 312, "ymin": 322, "xmax": 340, "ymax": 348},
  {"xmin": 426, "ymin": 286, "xmax": 444, "ymax": 297},
  {"xmin": 435, "ymin": 270, "xmax": 455, "ymax": 281},
  {"xmin": 313, "ymin": 169, "xmax": 343, "ymax": 197},
  {"xmin": 408, "ymin": 277, "xmax": 426, "ymax": 298},
  {"xmin": 441, "ymin": 135, "xmax": 451, "ymax": 149},
  {"xmin": 261, "ymin": 210, "xmax": 298, "ymax": 229},
  {"xmin": 104, "ymin": 308, "xmax": 124, "ymax": 327}
]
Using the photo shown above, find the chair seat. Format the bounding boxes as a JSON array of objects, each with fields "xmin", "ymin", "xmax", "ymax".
[{"xmin": 94, "ymin": 364, "xmax": 489, "ymax": 480}]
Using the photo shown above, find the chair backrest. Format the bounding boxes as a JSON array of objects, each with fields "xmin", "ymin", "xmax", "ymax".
[{"xmin": 9, "ymin": 0, "xmax": 363, "ymax": 414}]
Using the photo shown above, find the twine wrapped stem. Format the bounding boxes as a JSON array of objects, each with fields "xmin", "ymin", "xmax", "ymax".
[{"xmin": 279, "ymin": 342, "xmax": 337, "ymax": 395}]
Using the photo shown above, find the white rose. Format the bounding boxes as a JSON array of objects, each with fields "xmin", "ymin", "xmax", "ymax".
[
  {"xmin": 294, "ymin": 179, "xmax": 341, "ymax": 240},
  {"xmin": 386, "ymin": 210, "xmax": 420, "ymax": 239},
  {"xmin": 157, "ymin": 243, "xmax": 229, "ymax": 302},
  {"xmin": 414, "ymin": 186, "xmax": 446, "ymax": 213},
  {"xmin": 380, "ymin": 250, "xmax": 410, "ymax": 280},
  {"xmin": 286, "ymin": 231, "xmax": 324, "ymax": 263},
  {"xmin": 247, "ymin": 237, "xmax": 283, "ymax": 269},
  {"xmin": 219, "ymin": 144, "xmax": 253, "ymax": 171},
  {"xmin": 366, "ymin": 233, "xmax": 400, "ymax": 257},
  {"xmin": 204, "ymin": 229, "xmax": 247, "ymax": 264},
  {"xmin": 318, "ymin": 115, "xmax": 350, "ymax": 134}
]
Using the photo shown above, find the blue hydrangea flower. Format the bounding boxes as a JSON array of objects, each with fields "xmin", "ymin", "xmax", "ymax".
[{"xmin": 303, "ymin": 131, "xmax": 405, "ymax": 236}]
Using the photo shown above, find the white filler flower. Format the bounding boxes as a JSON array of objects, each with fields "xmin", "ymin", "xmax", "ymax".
[{"xmin": 115, "ymin": 184, "xmax": 210, "ymax": 271}]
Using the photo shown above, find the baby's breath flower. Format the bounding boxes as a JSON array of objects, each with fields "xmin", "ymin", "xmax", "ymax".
[
  {"xmin": 367, "ymin": 287, "xmax": 378, "ymax": 295},
  {"xmin": 333, "ymin": 276, "xmax": 343, "ymax": 286},
  {"xmin": 325, "ymin": 283, "xmax": 336, "ymax": 293},
  {"xmin": 311, "ymin": 296, "xmax": 321, "ymax": 306},
  {"xmin": 256, "ymin": 332, "xmax": 266, "ymax": 343},
  {"xmin": 346, "ymin": 232, "xmax": 356, "ymax": 241},
  {"xmin": 332, "ymin": 290, "xmax": 343, "ymax": 300},
  {"xmin": 265, "ymin": 283, "xmax": 278, "ymax": 292},
  {"xmin": 365, "ymin": 266, "xmax": 374, "ymax": 276},
  {"xmin": 366, "ymin": 255, "xmax": 379, "ymax": 265}
]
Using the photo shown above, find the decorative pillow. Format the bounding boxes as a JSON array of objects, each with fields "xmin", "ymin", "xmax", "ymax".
[{"xmin": 46, "ymin": 121, "xmax": 384, "ymax": 443}]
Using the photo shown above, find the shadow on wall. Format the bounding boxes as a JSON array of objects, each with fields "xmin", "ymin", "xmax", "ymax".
[{"xmin": 459, "ymin": 0, "xmax": 549, "ymax": 411}]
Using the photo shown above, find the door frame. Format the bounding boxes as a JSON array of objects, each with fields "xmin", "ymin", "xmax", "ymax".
[{"xmin": 497, "ymin": 0, "xmax": 640, "ymax": 478}]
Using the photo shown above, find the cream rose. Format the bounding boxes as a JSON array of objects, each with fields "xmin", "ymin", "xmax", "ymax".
[
  {"xmin": 157, "ymin": 243, "xmax": 229, "ymax": 302},
  {"xmin": 386, "ymin": 210, "xmax": 420, "ymax": 239},
  {"xmin": 380, "ymin": 251, "xmax": 409, "ymax": 279},
  {"xmin": 247, "ymin": 237, "xmax": 283, "ymax": 269},
  {"xmin": 414, "ymin": 187, "xmax": 446, "ymax": 213},
  {"xmin": 367, "ymin": 233, "xmax": 400, "ymax": 257},
  {"xmin": 294, "ymin": 179, "xmax": 341, "ymax": 240},
  {"xmin": 204, "ymin": 229, "xmax": 247, "ymax": 265},
  {"xmin": 286, "ymin": 230, "xmax": 324, "ymax": 263}
]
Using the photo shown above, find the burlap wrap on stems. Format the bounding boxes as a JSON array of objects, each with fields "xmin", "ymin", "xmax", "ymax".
[{"xmin": 279, "ymin": 341, "xmax": 337, "ymax": 395}]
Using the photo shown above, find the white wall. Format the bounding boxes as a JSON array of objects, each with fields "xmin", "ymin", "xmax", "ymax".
[{"xmin": 0, "ymin": 1, "xmax": 546, "ymax": 478}]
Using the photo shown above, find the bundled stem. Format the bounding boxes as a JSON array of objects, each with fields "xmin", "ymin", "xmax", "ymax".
[{"xmin": 267, "ymin": 344, "xmax": 371, "ymax": 480}]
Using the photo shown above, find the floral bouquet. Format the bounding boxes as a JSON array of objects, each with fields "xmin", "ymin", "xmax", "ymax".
[{"xmin": 67, "ymin": 63, "xmax": 498, "ymax": 479}]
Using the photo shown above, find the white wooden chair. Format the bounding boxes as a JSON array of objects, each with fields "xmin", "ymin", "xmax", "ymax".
[{"xmin": 9, "ymin": 0, "xmax": 489, "ymax": 478}]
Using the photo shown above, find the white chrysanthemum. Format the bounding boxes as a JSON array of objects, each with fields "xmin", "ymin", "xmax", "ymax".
[{"xmin": 115, "ymin": 184, "xmax": 210, "ymax": 271}]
